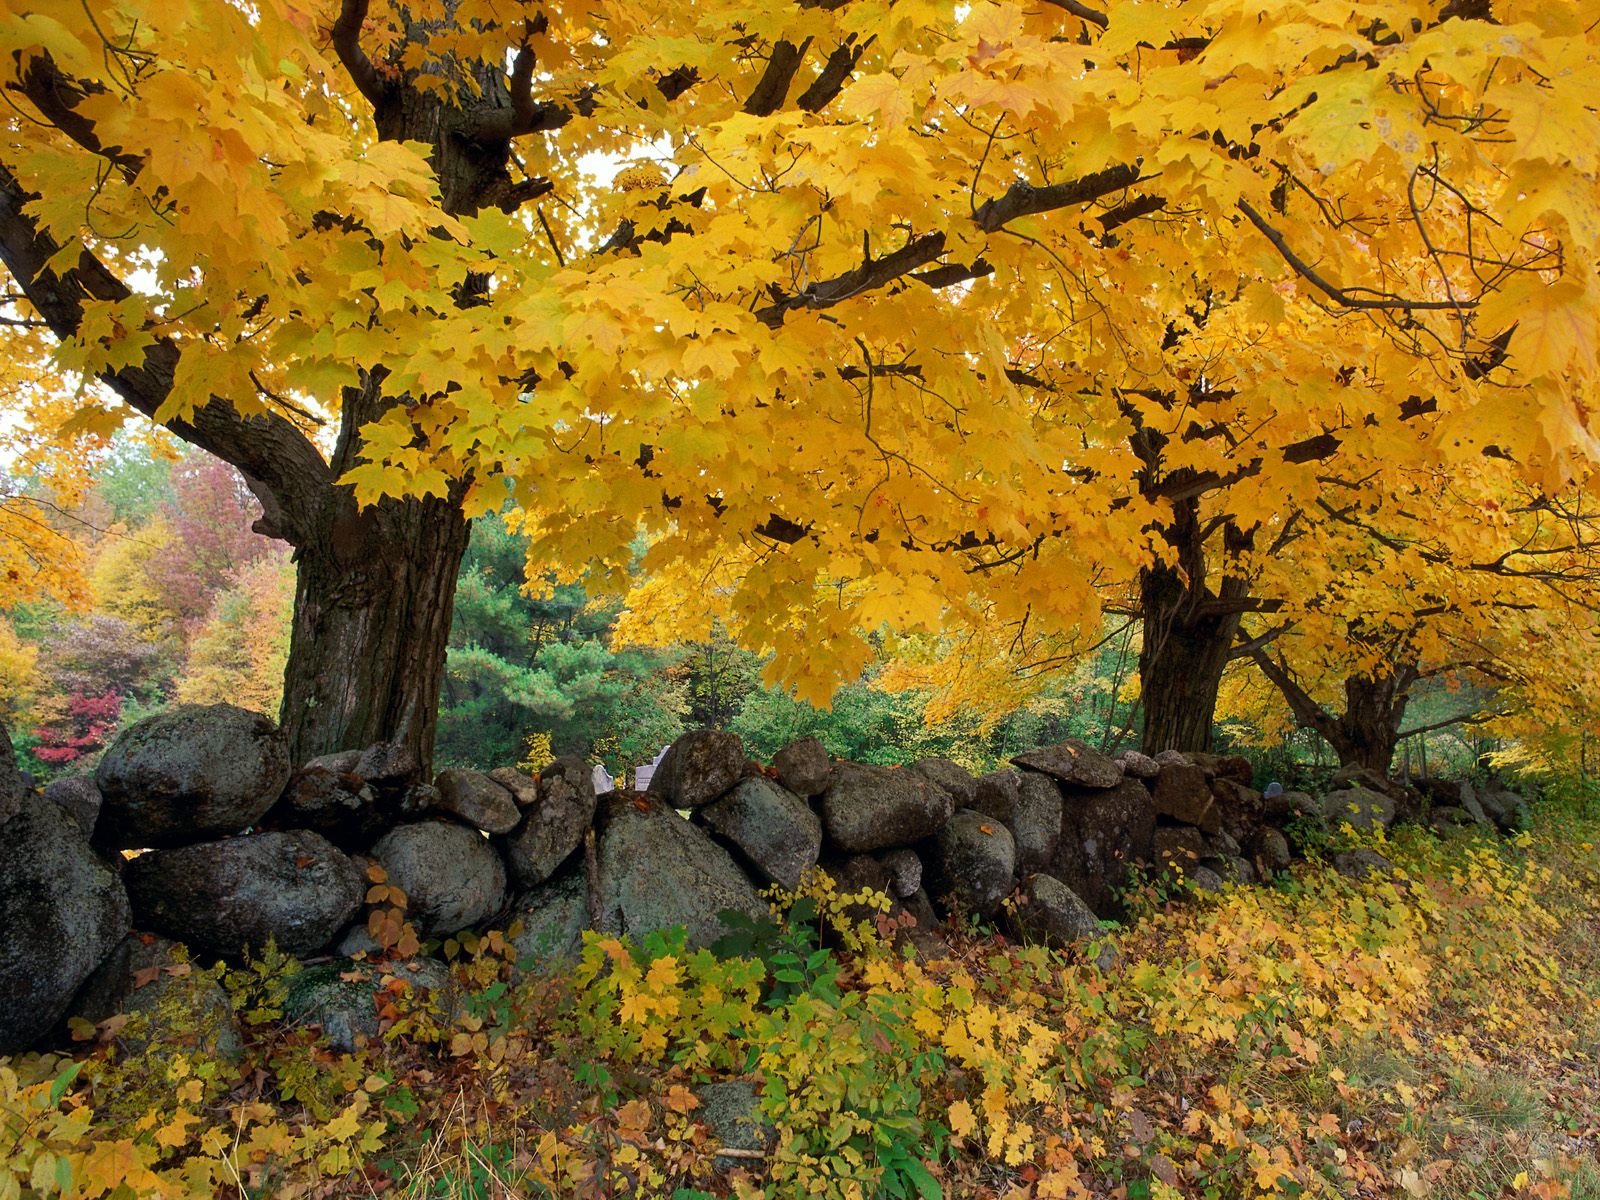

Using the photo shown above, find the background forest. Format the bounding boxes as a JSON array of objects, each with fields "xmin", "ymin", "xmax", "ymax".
[{"xmin": 1, "ymin": 434, "xmax": 1515, "ymax": 789}]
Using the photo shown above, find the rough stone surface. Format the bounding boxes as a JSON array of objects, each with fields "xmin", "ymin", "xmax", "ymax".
[
  {"xmin": 1188, "ymin": 865, "xmax": 1226, "ymax": 893},
  {"xmin": 1153, "ymin": 749, "xmax": 1189, "ymax": 767},
  {"xmin": 909, "ymin": 758, "xmax": 980, "ymax": 807},
  {"xmin": 1334, "ymin": 849, "xmax": 1397, "ymax": 881},
  {"xmin": 819, "ymin": 761, "xmax": 954, "ymax": 853},
  {"xmin": 508, "ymin": 867, "xmax": 591, "ymax": 969},
  {"xmin": 1116, "ymin": 750, "xmax": 1161, "ymax": 779},
  {"xmin": 1201, "ymin": 855, "xmax": 1254, "ymax": 885},
  {"xmin": 879, "ymin": 848, "xmax": 923, "ymax": 898},
  {"xmin": 496, "ymin": 756, "xmax": 597, "ymax": 889},
  {"xmin": 487, "ymin": 767, "xmax": 538, "ymax": 808},
  {"xmin": 698, "ymin": 775, "xmax": 821, "ymax": 890},
  {"xmin": 697, "ymin": 1080, "xmax": 777, "ymax": 1166},
  {"xmin": 971, "ymin": 770, "xmax": 1021, "ymax": 822},
  {"xmin": 126, "ymin": 829, "xmax": 362, "ymax": 960},
  {"xmin": 970, "ymin": 769, "xmax": 1061, "ymax": 870},
  {"xmin": 1014, "ymin": 873, "xmax": 1102, "ymax": 946},
  {"xmin": 1210, "ymin": 778, "xmax": 1265, "ymax": 840},
  {"xmin": 371, "ymin": 821, "xmax": 507, "ymax": 934},
  {"xmin": 649, "ymin": 730, "xmax": 748, "ymax": 808},
  {"xmin": 1152, "ymin": 763, "xmax": 1218, "ymax": 830},
  {"xmin": 353, "ymin": 741, "xmax": 420, "ymax": 789},
  {"xmin": 771, "ymin": 736, "xmax": 833, "ymax": 797},
  {"xmin": 1152, "ymin": 825, "xmax": 1207, "ymax": 874},
  {"xmin": 433, "ymin": 768, "xmax": 521, "ymax": 835},
  {"xmin": 43, "ymin": 776, "xmax": 101, "ymax": 838},
  {"xmin": 1051, "ymin": 778, "xmax": 1156, "ymax": 918},
  {"xmin": 94, "ymin": 704, "xmax": 290, "ymax": 848},
  {"xmin": 596, "ymin": 793, "xmax": 766, "ymax": 949},
  {"xmin": 1, "ymin": 795, "xmax": 131, "ymax": 1052},
  {"xmin": 926, "ymin": 808, "xmax": 1016, "ymax": 917},
  {"xmin": 284, "ymin": 958, "xmax": 450, "ymax": 1052},
  {"xmin": 1188, "ymin": 752, "xmax": 1254, "ymax": 785},
  {"xmin": 1263, "ymin": 789, "xmax": 1322, "ymax": 825},
  {"xmin": 1476, "ymin": 788, "xmax": 1529, "ymax": 832},
  {"xmin": 1456, "ymin": 782, "xmax": 1493, "ymax": 827},
  {"xmin": 276, "ymin": 768, "xmax": 385, "ymax": 849},
  {"xmin": 68, "ymin": 933, "xmax": 242, "ymax": 1059},
  {"xmin": 1011, "ymin": 739, "xmax": 1122, "ymax": 789},
  {"xmin": 304, "ymin": 749, "xmax": 361, "ymax": 776},
  {"xmin": 1, "ymin": 721, "xmax": 26, "ymax": 825},
  {"xmin": 1322, "ymin": 786, "xmax": 1396, "ymax": 832},
  {"xmin": 1248, "ymin": 827, "xmax": 1293, "ymax": 875}
]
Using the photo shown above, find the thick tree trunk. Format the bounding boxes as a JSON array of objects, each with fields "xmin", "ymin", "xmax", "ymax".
[
  {"xmin": 1138, "ymin": 561, "xmax": 1242, "ymax": 753},
  {"xmin": 1330, "ymin": 673, "xmax": 1409, "ymax": 774},
  {"xmin": 280, "ymin": 489, "xmax": 471, "ymax": 772}
]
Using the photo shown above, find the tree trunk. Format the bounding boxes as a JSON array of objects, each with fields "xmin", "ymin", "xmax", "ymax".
[
  {"xmin": 1331, "ymin": 672, "xmax": 1410, "ymax": 774},
  {"xmin": 280, "ymin": 488, "xmax": 471, "ymax": 772}
]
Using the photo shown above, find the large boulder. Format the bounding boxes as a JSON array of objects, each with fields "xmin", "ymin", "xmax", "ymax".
[
  {"xmin": 698, "ymin": 776, "xmax": 821, "ymax": 891},
  {"xmin": 68, "ymin": 933, "xmax": 242, "ymax": 1059},
  {"xmin": 1188, "ymin": 752, "xmax": 1254, "ymax": 785},
  {"xmin": 1151, "ymin": 763, "xmax": 1219, "ymax": 831},
  {"xmin": 925, "ymin": 809, "xmax": 1016, "ymax": 917},
  {"xmin": 487, "ymin": 767, "xmax": 539, "ymax": 808},
  {"xmin": 496, "ymin": 756, "xmax": 597, "ymax": 889},
  {"xmin": 595, "ymin": 793, "xmax": 767, "ymax": 949},
  {"xmin": 1051, "ymin": 778, "xmax": 1156, "ymax": 918},
  {"xmin": 126, "ymin": 829, "xmax": 363, "ymax": 960},
  {"xmin": 43, "ymin": 776, "xmax": 101, "ymax": 838},
  {"xmin": 371, "ymin": 821, "xmax": 507, "ymax": 934},
  {"xmin": 1333, "ymin": 849, "xmax": 1397, "ymax": 881},
  {"xmin": 1247, "ymin": 827, "xmax": 1293, "ymax": 876},
  {"xmin": 648, "ymin": 730, "xmax": 747, "ymax": 808},
  {"xmin": 433, "ymin": 768, "xmax": 521, "ymax": 835},
  {"xmin": 1013, "ymin": 874, "xmax": 1102, "ymax": 947},
  {"xmin": 507, "ymin": 867, "xmax": 592, "ymax": 970},
  {"xmin": 1152, "ymin": 825, "xmax": 1207, "ymax": 875},
  {"xmin": 352, "ymin": 741, "xmax": 421, "ymax": 790},
  {"xmin": 770, "ymin": 736, "xmax": 833, "ymax": 797},
  {"xmin": 1116, "ymin": 750, "xmax": 1161, "ymax": 780},
  {"xmin": 1, "ymin": 795, "xmax": 131, "ymax": 1052},
  {"xmin": 1474, "ymin": 786, "xmax": 1529, "ymax": 833},
  {"xmin": 972, "ymin": 770, "xmax": 1062, "ymax": 871},
  {"xmin": 273, "ymin": 767, "xmax": 387, "ymax": 849},
  {"xmin": 284, "ymin": 957, "xmax": 451, "ymax": 1052},
  {"xmin": 1321, "ymin": 786, "xmax": 1396, "ymax": 832},
  {"xmin": 0, "ymin": 721, "xmax": 25, "ymax": 825},
  {"xmin": 1011, "ymin": 739, "xmax": 1122, "ymax": 789},
  {"xmin": 819, "ymin": 761, "xmax": 954, "ymax": 853},
  {"xmin": 95, "ymin": 704, "xmax": 290, "ymax": 848},
  {"xmin": 908, "ymin": 758, "xmax": 980, "ymax": 807}
]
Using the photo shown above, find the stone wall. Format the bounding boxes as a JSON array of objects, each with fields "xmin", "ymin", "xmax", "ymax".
[{"xmin": 0, "ymin": 704, "xmax": 1531, "ymax": 1054}]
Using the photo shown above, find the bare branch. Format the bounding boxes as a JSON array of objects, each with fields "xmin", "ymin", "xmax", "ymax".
[
  {"xmin": 1036, "ymin": 0, "xmax": 1110, "ymax": 29},
  {"xmin": 331, "ymin": 0, "xmax": 386, "ymax": 110},
  {"xmin": 974, "ymin": 162, "xmax": 1145, "ymax": 233}
]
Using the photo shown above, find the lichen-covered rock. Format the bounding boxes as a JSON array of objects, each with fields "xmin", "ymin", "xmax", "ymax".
[
  {"xmin": 1152, "ymin": 825, "xmax": 1206, "ymax": 875},
  {"xmin": 487, "ymin": 766, "xmax": 538, "ymax": 808},
  {"xmin": 1152, "ymin": 763, "xmax": 1219, "ymax": 831},
  {"xmin": 1263, "ymin": 789, "xmax": 1322, "ymax": 825},
  {"xmin": 43, "ymin": 776, "xmax": 101, "ymax": 838},
  {"xmin": 771, "ymin": 736, "xmax": 833, "ymax": 797},
  {"xmin": 925, "ymin": 808, "xmax": 1016, "ymax": 917},
  {"xmin": 353, "ymin": 741, "xmax": 421, "ymax": 789},
  {"xmin": 1247, "ymin": 827, "xmax": 1293, "ymax": 875},
  {"xmin": 1322, "ymin": 786, "xmax": 1396, "ymax": 832},
  {"xmin": 909, "ymin": 758, "xmax": 979, "ymax": 807},
  {"xmin": 0, "ymin": 721, "xmax": 26, "ymax": 826},
  {"xmin": 696, "ymin": 1080, "xmax": 777, "ymax": 1168},
  {"xmin": 1188, "ymin": 752, "xmax": 1254, "ymax": 785},
  {"xmin": 371, "ymin": 822, "xmax": 507, "ymax": 934},
  {"xmin": 1051, "ymin": 778, "xmax": 1156, "ymax": 918},
  {"xmin": 879, "ymin": 848, "xmax": 923, "ymax": 898},
  {"xmin": 649, "ymin": 730, "xmax": 748, "ymax": 808},
  {"xmin": 496, "ymin": 756, "xmax": 597, "ymax": 889},
  {"xmin": 596, "ymin": 793, "xmax": 766, "ymax": 949},
  {"xmin": 1, "ymin": 795, "xmax": 131, "ymax": 1053},
  {"xmin": 1116, "ymin": 750, "xmax": 1161, "ymax": 779},
  {"xmin": 284, "ymin": 957, "xmax": 450, "ymax": 1052},
  {"xmin": 1333, "ymin": 849, "xmax": 1397, "ymax": 881},
  {"xmin": 433, "ymin": 768, "xmax": 520, "ymax": 835},
  {"xmin": 819, "ymin": 761, "xmax": 954, "ymax": 853},
  {"xmin": 67, "ymin": 933, "xmax": 242, "ymax": 1059},
  {"xmin": 698, "ymin": 775, "xmax": 821, "ymax": 890},
  {"xmin": 275, "ymin": 767, "xmax": 386, "ymax": 849},
  {"xmin": 1011, "ymin": 739, "xmax": 1122, "ymax": 789},
  {"xmin": 1013, "ymin": 873, "xmax": 1102, "ymax": 946},
  {"xmin": 95, "ymin": 704, "xmax": 290, "ymax": 848},
  {"xmin": 1188, "ymin": 865, "xmax": 1226, "ymax": 893},
  {"xmin": 125, "ymin": 830, "xmax": 362, "ymax": 960},
  {"xmin": 507, "ymin": 867, "xmax": 591, "ymax": 970}
]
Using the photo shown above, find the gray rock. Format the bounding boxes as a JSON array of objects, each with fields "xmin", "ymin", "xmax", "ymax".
[
  {"xmin": 507, "ymin": 868, "xmax": 591, "ymax": 970},
  {"xmin": 1188, "ymin": 752, "xmax": 1254, "ymax": 785},
  {"xmin": 1188, "ymin": 865, "xmax": 1226, "ymax": 893},
  {"xmin": 595, "ymin": 793, "xmax": 767, "ymax": 949},
  {"xmin": 824, "ymin": 854, "xmax": 895, "ymax": 927},
  {"xmin": 1051, "ymin": 778, "xmax": 1156, "ymax": 918},
  {"xmin": 371, "ymin": 821, "xmax": 507, "ymax": 934},
  {"xmin": 43, "ymin": 776, "xmax": 101, "ymax": 838},
  {"xmin": 771, "ymin": 736, "xmax": 833, "ymax": 797},
  {"xmin": 337, "ymin": 924, "xmax": 384, "ymax": 958},
  {"xmin": 1200, "ymin": 855, "xmax": 1254, "ymax": 885},
  {"xmin": 819, "ymin": 761, "xmax": 954, "ymax": 853},
  {"xmin": 0, "ymin": 721, "xmax": 26, "ymax": 825},
  {"xmin": 1456, "ymin": 782, "xmax": 1493, "ymax": 827},
  {"xmin": 1116, "ymin": 750, "xmax": 1161, "ymax": 779},
  {"xmin": 696, "ymin": 1080, "xmax": 776, "ymax": 1166},
  {"xmin": 284, "ymin": 957, "xmax": 450, "ymax": 1052},
  {"xmin": 94, "ymin": 704, "xmax": 290, "ymax": 848},
  {"xmin": 1209, "ymin": 778, "xmax": 1264, "ymax": 841},
  {"xmin": 353, "ymin": 741, "xmax": 420, "ymax": 789},
  {"xmin": 1, "ymin": 795, "xmax": 131, "ymax": 1052},
  {"xmin": 969, "ymin": 769, "xmax": 1060, "ymax": 869},
  {"xmin": 1013, "ymin": 873, "xmax": 1102, "ymax": 946},
  {"xmin": 433, "ymin": 768, "xmax": 520, "ymax": 835},
  {"xmin": 1263, "ymin": 789, "xmax": 1322, "ymax": 824},
  {"xmin": 1322, "ymin": 786, "xmax": 1396, "ymax": 832},
  {"xmin": 303, "ymin": 749, "xmax": 361, "ymax": 775},
  {"xmin": 487, "ymin": 767, "xmax": 538, "ymax": 808},
  {"xmin": 1152, "ymin": 825, "xmax": 1207, "ymax": 874},
  {"xmin": 1474, "ymin": 788, "xmax": 1528, "ymax": 832},
  {"xmin": 971, "ymin": 769, "xmax": 1021, "ymax": 821},
  {"xmin": 909, "ymin": 758, "xmax": 979, "ymax": 807},
  {"xmin": 1248, "ymin": 827, "xmax": 1292, "ymax": 875},
  {"xmin": 67, "ymin": 933, "xmax": 241, "ymax": 1059},
  {"xmin": 1334, "ymin": 849, "xmax": 1397, "ymax": 881},
  {"xmin": 1153, "ymin": 749, "xmax": 1189, "ymax": 767},
  {"xmin": 1011, "ymin": 739, "xmax": 1122, "ymax": 789},
  {"xmin": 1205, "ymin": 830, "xmax": 1241, "ymax": 857},
  {"xmin": 925, "ymin": 808, "xmax": 1016, "ymax": 917},
  {"xmin": 879, "ymin": 848, "xmax": 923, "ymax": 898},
  {"xmin": 496, "ymin": 756, "xmax": 597, "ymax": 889},
  {"xmin": 126, "ymin": 830, "xmax": 363, "ymax": 960},
  {"xmin": 698, "ymin": 776, "xmax": 821, "ymax": 891},
  {"xmin": 276, "ymin": 767, "xmax": 385, "ymax": 849},
  {"xmin": 1429, "ymin": 805, "xmax": 1477, "ymax": 831},
  {"xmin": 1152, "ymin": 763, "xmax": 1219, "ymax": 831},
  {"xmin": 649, "ymin": 730, "xmax": 747, "ymax": 808}
]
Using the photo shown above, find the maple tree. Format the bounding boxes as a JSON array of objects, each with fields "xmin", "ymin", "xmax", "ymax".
[{"xmin": 1, "ymin": 0, "xmax": 1595, "ymax": 766}]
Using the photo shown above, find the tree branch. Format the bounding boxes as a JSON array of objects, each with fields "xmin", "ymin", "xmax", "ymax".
[
  {"xmin": 331, "ymin": 0, "xmax": 387, "ymax": 110},
  {"xmin": 1037, "ymin": 0, "xmax": 1110, "ymax": 28},
  {"xmin": 974, "ymin": 162, "xmax": 1145, "ymax": 233},
  {"xmin": 744, "ymin": 38, "xmax": 810, "ymax": 116},
  {"xmin": 796, "ymin": 35, "xmax": 870, "ymax": 111}
]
